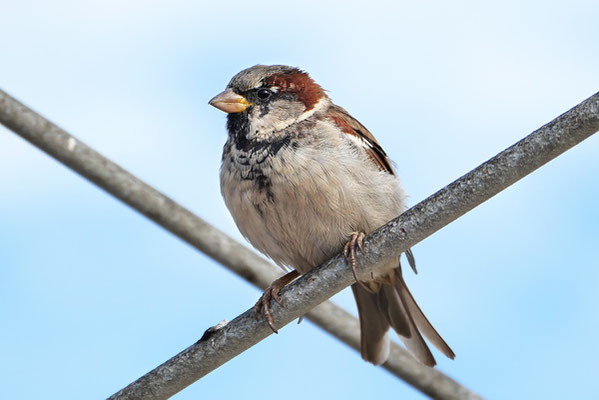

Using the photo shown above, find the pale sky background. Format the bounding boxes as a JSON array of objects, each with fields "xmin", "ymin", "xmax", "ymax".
[{"xmin": 1, "ymin": 1, "xmax": 598, "ymax": 399}]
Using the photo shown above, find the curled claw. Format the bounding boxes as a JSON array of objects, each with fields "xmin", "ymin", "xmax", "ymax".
[
  {"xmin": 253, "ymin": 270, "xmax": 300, "ymax": 333},
  {"xmin": 253, "ymin": 286, "xmax": 282, "ymax": 333},
  {"xmin": 344, "ymin": 231, "xmax": 373, "ymax": 292}
]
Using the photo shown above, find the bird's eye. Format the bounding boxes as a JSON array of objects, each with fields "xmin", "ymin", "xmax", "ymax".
[{"xmin": 257, "ymin": 89, "xmax": 272, "ymax": 100}]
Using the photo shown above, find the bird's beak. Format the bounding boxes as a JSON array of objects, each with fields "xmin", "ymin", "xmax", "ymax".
[{"xmin": 209, "ymin": 88, "xmax": 251, "ymax": 113}]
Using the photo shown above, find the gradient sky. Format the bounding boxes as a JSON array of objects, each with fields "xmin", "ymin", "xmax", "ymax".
[{"xmin": 1, "ymin": 1, "xmax": 598, "ymax": 399}]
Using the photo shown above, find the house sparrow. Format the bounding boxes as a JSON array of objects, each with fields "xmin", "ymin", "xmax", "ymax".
[{"xmin": 209, "ymin": 65, "xmax": 454, "ymax": 366}]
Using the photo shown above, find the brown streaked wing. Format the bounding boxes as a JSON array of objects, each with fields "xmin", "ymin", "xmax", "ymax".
[{"xmin": 327, "ymin": 104, "xmax": 395, "ymax": 175}]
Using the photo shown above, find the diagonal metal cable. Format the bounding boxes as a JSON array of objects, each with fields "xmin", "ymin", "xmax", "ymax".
[{"xmin": 0, "ymin": 89, "xmax": 480, "ymax": 399}]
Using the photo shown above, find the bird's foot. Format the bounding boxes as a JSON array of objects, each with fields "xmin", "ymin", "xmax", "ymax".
[
  {"xmin": 344, "ymin": 231, "xmax": 373, "ymax": 292},
  {"xmin": 253, "ymin": 270, "xmax": 299, "ymax": 333}
]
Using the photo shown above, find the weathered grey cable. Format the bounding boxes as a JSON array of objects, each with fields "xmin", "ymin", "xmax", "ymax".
[{"xmin": 0, "ymin": 89, "xmax": 479, "ymax": 399}]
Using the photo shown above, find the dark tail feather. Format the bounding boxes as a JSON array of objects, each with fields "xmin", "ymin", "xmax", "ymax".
[
  {"xmin": 351, "ymin": 284, "xmax": 390, "ymax": 365},
  {"xmin": 405, "ymin": 248, "xmax": 418, "ymax": 274},
  {"xmin": 381, "ymin": 282, "xmax": 437, "ymax": 366},
  {"xmin": 352, "ymin": 266, "xmax": 454, "ymax": 366},
  {"xmin": 395, "ymin": 272, "xmax": 456, "ymax": 360}
]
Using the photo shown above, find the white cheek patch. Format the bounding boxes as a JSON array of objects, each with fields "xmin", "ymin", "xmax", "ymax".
[
  {"xmin": 247, "ymin": 94, "xmax": 330, "ymax": 140},
  {"xmin": 247, "ymin": 98, "xmax": 304, "ymax": 138},
  {"xmin": 249, "ymin": 107, "xmax": 298, "ymax": 138}
]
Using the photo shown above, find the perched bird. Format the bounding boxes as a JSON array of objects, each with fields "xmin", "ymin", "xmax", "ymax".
[{"xmin": 209, "ymin": 65, "xmax": 454, "ymax": 366}]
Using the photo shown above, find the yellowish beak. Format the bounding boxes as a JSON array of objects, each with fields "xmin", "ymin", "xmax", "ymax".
[{"xmin": 209, "ymin": 88, "xmax": 251, "ymax": 113}]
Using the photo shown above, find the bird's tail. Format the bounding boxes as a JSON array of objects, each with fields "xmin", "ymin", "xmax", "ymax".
[{"xmin": 351, "ymin": 263, "xmax": 454, "ymax": 366}]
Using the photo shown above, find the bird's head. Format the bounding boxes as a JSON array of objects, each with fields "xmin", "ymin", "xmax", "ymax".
[{"xmin": 209, "ymin": 65, "xmax": 327, "ymax": 140}]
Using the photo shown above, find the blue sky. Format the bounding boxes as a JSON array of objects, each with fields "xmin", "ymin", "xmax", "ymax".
[{"xmin": 1, "ymin": 1, "xmax": 598, "ymax": 399}]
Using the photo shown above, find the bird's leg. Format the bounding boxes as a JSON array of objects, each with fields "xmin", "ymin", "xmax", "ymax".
[
  {"xmin": 254, "ymin": 270, "xmax": 300, "ymax": 333},
  {"xmin": 344, "ymin": 231, "xmax": 374, "ymax": 293}
]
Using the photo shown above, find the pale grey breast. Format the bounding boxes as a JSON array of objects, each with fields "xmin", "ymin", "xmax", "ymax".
[{"xmin": 221, "ymin": 117, "xmax": 406, "ymax": 274}]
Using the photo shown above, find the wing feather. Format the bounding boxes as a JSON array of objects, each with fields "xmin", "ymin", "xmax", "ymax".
[{"xmin": 327, "ymin": 105, "xmax": 395, "ymax": 175}]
